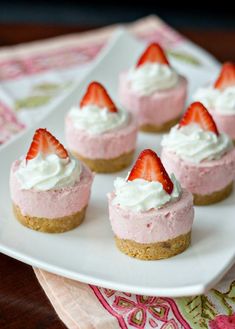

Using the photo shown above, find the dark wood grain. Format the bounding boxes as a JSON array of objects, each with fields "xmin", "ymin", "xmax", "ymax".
[
  {"xmin": 0, "ymin": 23, "xmax": 235, "ymax": 329},
  {"xmin": 0, "ymin": 254, "xmax": 66, "ymax": 329},
  {"xmin": 0, "ymin": 23, "xmax": 235, "ymax": 61}
]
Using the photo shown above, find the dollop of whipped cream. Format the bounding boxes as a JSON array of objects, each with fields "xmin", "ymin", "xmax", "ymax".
[
  {"xmin": 161, "ymin": 123, "xmax": 233, "ymax": 163},
  {"xmin": 112, "ymin": 174, "xmax": 181, "ymax": 212},
  {"xmin": 128, "ymin": 63, "xmax": 178, "ymax": 96},
  {"xmin": 68, "ymin": 104, "xmax": 129, "ymax": 134},
  {"xmin": 193, "ymin": 86, "xmax": 235, "ymax": 115},
  {"xmin": 15, "ymin": 153, "xmax": 81, "ymax": 191}
]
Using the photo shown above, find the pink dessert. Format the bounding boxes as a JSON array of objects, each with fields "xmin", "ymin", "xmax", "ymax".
[
  {"xmin": 161, "ymin": 102, "xmax": 235, "ymax": 205},
  {"xmin": 108, "ymin": 189, "xmax": 194, "ymax": 245},
  {"xmin": 65, "ymin": 113, "xmax": 137, "ymax": 160},
  {"xmin": 161, "ymin": 148, "xmax": 235, "ymax": 197},
  {"xmin": 107, "ymin": 149, "xmax": 194, "ymax": 260},
  {"xmin": 210, "ymin": 111, "xmax": 235, "ymax": 141},
  {"xmin": 10, "ymin": 128, "xmax": 94, "ymax": 233},
  {"xmin": 65, "ymin": 81, "xmax": 138, "ymax": 173},
  {"xmin": 119, "ymin": 73, "xmax": 187, "ymax": 129},
  {"xmin": 193, "ymin": 62, "xmax": 235, "ymax": 142},
  {"xmin": 10, "ymin": 161, "xmax": 92, "ymax": 219},
  {"xmin": 118, "ymin": 43, "xmax": 187, "ymax": 132}
]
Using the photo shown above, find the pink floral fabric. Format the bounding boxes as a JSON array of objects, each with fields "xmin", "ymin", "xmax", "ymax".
[
  {"xmin": 91, "ymin": 287, "xmax": 190, "ymax": 328},
  {"xmin": 34, "ymin": 267, "xmax": 235, "ymax": 329},
  {"xmin": 0, "ymin": 20, "xmax": 182, "ymax": 81},
  {"xmin": 0, "ymin": 102, "xmax": 24, "ymax": 143},
  {"xmin": 0, "ymin": 44, "xmax": 104, "ymax": 80}
]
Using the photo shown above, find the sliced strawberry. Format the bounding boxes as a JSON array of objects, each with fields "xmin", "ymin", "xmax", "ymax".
[
  {"xmin": 179, "ymin": 102, "xmax": 219, "ymax": 135},
  {"xmin": 127, "ymin": 149, "xmax": 173, "ymax": 194},
  {"xmin": 214, "ymin": 62, "xmax": 235, "ymax": 90},
  {"xmin": 80, "ymin": 81, "xmax": 117, "ymax": 113},
  {"xmin": 136, "ymin": 43, "xmax": 169, "ymax": 67},
  {"xmin": 26, "ymin": 128, "xmax": 68, "ymax": 161}
]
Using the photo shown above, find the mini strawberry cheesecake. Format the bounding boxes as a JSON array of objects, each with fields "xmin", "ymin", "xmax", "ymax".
[
  {"xmin": 118, "ymin": 43, "xmax": 187, "ymax": 132},
  {"xmin": 10, "ymin": 128, "xmax": 94, "ymax": 233},
  {"xmin": 193, "ymin": 62, "xmax": 235, "ymax": 142},
  {"xmin": 107, "ymin": 149, "xmax": 194, "ymax": 260},
  {"xmin": 161, "ymin": 102, "xmax": 235, "ymax": 205},
  {"xmin": 65, "ymin": 82, "xmax": 138, "ymax": 173}
]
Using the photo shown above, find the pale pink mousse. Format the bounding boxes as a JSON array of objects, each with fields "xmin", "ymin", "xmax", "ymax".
[
  {"xmin": 161, "ymin": 148, "xmax": 235, "ymax": 196},
  {"xmin": 107, "ymin": 189, "xmax": 194, "ymax": 244},
  {"xmin": 65, "ymin": 115, "xmax": 138, "ymax": 159},
  {"xmin": 10, "ymin": 161, "xmax": 94, "ymax": 219},
  {"xmin": 118, "ymin": 73, "xmax": 187, "ymax": 127},
  {"xmin": 209, "ymin": 110, "xmax": 235, "ymax": 141}
]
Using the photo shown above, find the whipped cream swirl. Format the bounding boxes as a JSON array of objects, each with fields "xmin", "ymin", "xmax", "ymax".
[
  {"xmin": 128, "ymin": 63, "xmax": 178, "ymax": 96},
  {"xmin": 112, "ymin": 174, "xmax": 181, "ymax": 212},
  {"xmin": 68, "ymin": 104, "xmax": 129, "ymax": 134},
  {"xmin": 193, "ymin": 86, "xmax": 235, "ymax": 115},
  {"xmin": 16, "ymin": 153, "xmax": 81, "ymax": 191},
  {"xmin": 161, "ymin": 124, "xmax": 233, "ymax": 163}
]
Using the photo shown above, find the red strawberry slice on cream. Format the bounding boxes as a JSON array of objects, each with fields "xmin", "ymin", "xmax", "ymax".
[
  {"xmin": 214, "ymin": 62, "xmax": 235, "ymax": 91},
  {"xmin": 179, "ymin": 102, "xmax": 219, "ymax": 135},
  {"xmin": 136, "ymin": 43, "xmax": 169, "ymax": 67},
  {"xmin": 80, "ymin": 81, "xmax": 117, "ymax": 113},
  {"xmin": 127, "ymin": 149, "xmax": 173, "ymax": 194},
  {"xmin": 26, "ymin": 128, "xmax": 68, "ymax": 161}
]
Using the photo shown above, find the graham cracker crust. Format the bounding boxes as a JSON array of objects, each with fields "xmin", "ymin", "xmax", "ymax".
[
  {"xmin": 115, "ymin": 231, "xmax": 191, "ymax": 260},
  {"xmin": 13, "ymin": 204, "xmax": 86, "ymax": 233},
  {"xmin": 140, "ymin": 116, "xmax": 181, "ymax": 133},
  {"xmin": 193, "ymin": 182, "xmax": 233, "ymax": 206},
  {"xmin": 72, "ymin": 150, "xmax": 135, "ymax": 173}
]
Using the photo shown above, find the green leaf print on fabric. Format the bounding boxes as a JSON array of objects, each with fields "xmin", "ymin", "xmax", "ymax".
[
  {"xmin": 211, "ymin": 281, "xmax": 235, "ymax": 315},
  {"xmin": 176, "ymin": 281, "xmax": 235, "ymax": 329},
  {"xmin": 33, "ymin": 81, "xmax": 72, "ymax": 94},
  {"xmin": 176, "ymin": 295, "xmax": 217, "ymax": 329},
  {"xmin": 33, "ymin": 82, "xmax": 61, "ymax": 93},
  {"xmin": 14, "ymin": 81, "xmax": 73, "ymax": 111},
  {"xmin": 167, "ymin": 50, "xmax": 201, "ymax": 66},
  {"xmin": 15, "ymin": 95, "xmax": 52, "ymax": 110}
]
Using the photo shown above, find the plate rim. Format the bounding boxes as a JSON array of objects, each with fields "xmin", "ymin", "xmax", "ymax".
[{"xmin": 1, "ymin": 242, "xmax": 234, "ymax": 297}]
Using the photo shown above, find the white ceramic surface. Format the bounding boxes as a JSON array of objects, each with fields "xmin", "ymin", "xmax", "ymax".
[{"xmin": 0, "ymin": 30, "xmax": 234, "ymax": 297}]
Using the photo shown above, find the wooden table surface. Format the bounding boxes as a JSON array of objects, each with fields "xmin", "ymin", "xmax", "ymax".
[{"xmin": 0, "ymin": 24, "xmax": 235, "ymax": 329}]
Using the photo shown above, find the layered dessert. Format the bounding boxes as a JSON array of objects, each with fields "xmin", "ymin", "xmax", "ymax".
[
  {"xmin": 118, "ymin": 43, "xmax": 187, "ymax": 132},
  {"xmin": 193, "ymin": 62, "xmax": 235, "ymax": 142},
  {"xmin": 66, "ymin": 81, "xmax": 138, "ymax": 173},
  {"xmin": 161, "ymin": 102, "xmax": 235, "ymax": 205},
  {"xmin": 10, "ymin": 128, "xmax": 93, "ymax": 233},
  {"xmin": 108, "ymin": 149, "xmax": 194, "ymax": 260}
]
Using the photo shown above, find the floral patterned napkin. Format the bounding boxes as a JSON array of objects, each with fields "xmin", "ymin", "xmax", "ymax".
[
  {"xmin": 34, "ymin": 266, "xmax": 235, "ymax": 329},
  {"xmin": 1, "ymin": 15, "xmax": 234, "ymax": 329}
]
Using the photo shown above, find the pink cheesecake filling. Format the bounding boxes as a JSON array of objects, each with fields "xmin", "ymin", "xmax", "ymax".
[
  {"xmin": 161, "ymin": 148, "xmax": 235, "ymax": 195},
  {"xmin": 118, "ymin": 72, "xmax": 187, "ymax": 127},
  {"xmin": 65, "ymin": 115, "xmax": 138, "ymax": 159},
  {"xmin": 209, "ymin": 109, "xmax": 235, "ymax": 140},
  {"xmin": 108, "ymin": 189, "xmax": 194, "ymax": 244},
  {"xmin": 10, "ymin": 161, "xmax": 94, "ymax": 219}
]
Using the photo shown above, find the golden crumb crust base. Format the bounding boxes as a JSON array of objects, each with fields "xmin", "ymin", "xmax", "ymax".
[
  {"xmin": 13, "ymin": 204, "xmax": 86, "ymax": 233},
  {"xmin": 72, "ymin": 150, "xmax": 135, "ymax": 173},
  {"xmin": 115, "ymin": 231, "xmax": 191, "ymax": 260},
  {"xmin": 140, "ymin": 116, "xmax": 181, "ymax": 133},
  {"xmin": 193, "ymin": 182, "xmax": 233, "ymax": 206}
]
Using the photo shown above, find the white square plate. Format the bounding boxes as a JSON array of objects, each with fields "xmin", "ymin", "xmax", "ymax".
[{"xmin": 0, "ymin": 30, "xmax": 234, "ymax": 297}]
